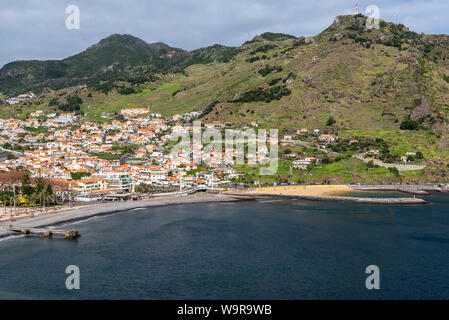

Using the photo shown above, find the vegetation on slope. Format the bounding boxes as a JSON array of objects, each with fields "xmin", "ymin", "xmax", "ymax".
[{"xmin": 2, "ymin": 14, "xmax": 449, "ymax": 171}]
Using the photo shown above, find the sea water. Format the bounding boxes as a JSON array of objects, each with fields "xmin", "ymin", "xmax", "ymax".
[{"xmin": 0, "ymin": 193, "xmax": 448, "ymax": 299}]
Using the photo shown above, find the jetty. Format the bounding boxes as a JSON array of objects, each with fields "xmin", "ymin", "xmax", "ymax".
[
  {"xmin": 227, "ymin": 193, "xmax": 428, "ymax": 204},
  {"xmin": 4, "ymin": 226, "xmax": 80, "ymax": 239}
]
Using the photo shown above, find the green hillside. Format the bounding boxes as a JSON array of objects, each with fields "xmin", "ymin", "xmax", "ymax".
[
  {"xmin": 1, "ymin": 14, "xmax": 449, "ymax": 167},
  {"xmin": 0, "ymin": 34, "xmax": 239, "ymax": 97}
]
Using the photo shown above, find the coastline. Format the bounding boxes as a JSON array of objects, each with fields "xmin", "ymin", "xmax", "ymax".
[
  {"xmin": 0, "ymin": 184, "xmax": 434, "ymax": 239},
  {"xmin": 0, "ymin": 193, "xmax": 243, "ymax": 239}
]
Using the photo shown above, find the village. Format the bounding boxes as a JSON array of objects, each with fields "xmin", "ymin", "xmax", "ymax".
[
  {"xmin": 0, "ymin": 102, "xmax": 428, "ymax": 212},
  {"xmin": 0, "ymin": 106, "xmax": 257, "ymax": 203}
]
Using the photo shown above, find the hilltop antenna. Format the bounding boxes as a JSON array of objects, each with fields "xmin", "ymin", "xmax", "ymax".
[{"xmin": 355, "ymin": 2, "xmax": 359, "ymax": 14}]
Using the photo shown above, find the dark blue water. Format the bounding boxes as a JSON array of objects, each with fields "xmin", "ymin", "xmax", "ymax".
[
  {"xmin": 1, "ymin": 193, "xmax": 449, "ymax": 299},
  {"xmin": 345, "ymin": 191, "xmax": 413, "ymax": 198}
]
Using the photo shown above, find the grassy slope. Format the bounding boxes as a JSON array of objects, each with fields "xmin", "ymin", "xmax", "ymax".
[
  {"xmin": 2, "ymin": 18, "xmax": 449, "ymax": 181},
  {"xmin": 3, "ymin": 36, "xmax": 446, "ymax": 128}
]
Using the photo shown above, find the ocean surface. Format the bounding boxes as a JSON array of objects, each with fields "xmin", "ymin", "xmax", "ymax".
[{"xmin": 1, "ymin": 193, "xmax": 449, "ymax": 299}]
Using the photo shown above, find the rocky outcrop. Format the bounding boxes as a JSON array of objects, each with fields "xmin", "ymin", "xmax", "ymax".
[
  {"xmin": 432, "ymin": 121, "xmax": 449, "ymax": 135},
  {"xmin": 301, "ymin": 74, "xmax": 317, "ymax": 88},
  {"xmin": 411, "ymin": 97, "xmax": 434, "ymax": 122},
  {"xmin": 305, "ymin": 37, "xmax": 315, "ymax": 44},
  {"xmin": 331, "ymin": 33, "xmax": 345, "ymax": 41},
  {"xmin": 64, "ymin": 85, "xmax": 88, "ymax": 98},
  {"xmin": 311, "ymin": 56, "xmax": 319, "ymax": 64}
]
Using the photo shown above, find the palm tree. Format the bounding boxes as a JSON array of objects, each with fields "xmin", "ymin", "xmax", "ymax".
[
  {"xmin": 69, "ymin": 191, "xmax": 76, "ymax": 207},
  {"xmin": 8, "ymin": 196, "xmax": 16, "ymax": 217},
  {"xmin": 44, "ymin": 184, "xmax": 53, "ymax": 211},
  {"xmin": 2, "ymin": 195, "xmax": 7, "ymax": 217},
  {"xmin": 27, "ymin": 191, "xmax": 41, "ymax": 211},
  {"xmin": 53, "ymin": 193, "xmax": 58, "ymax": 211},
  {"xmin": 289, "ymin": 162, "xmax": 293, "ymax": 184}
]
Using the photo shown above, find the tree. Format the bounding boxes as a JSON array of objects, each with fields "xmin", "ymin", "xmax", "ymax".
[
  {"xmin": 135, "ymin": 183, "xmax": 153, "ymax": 194},
  {"xmin": 388, "ymin": 167, "xmax": 402, "ymax": 182},
  {"xmin": 45, "ymin": 184, "xmax": 53, "ymax": 196},
  {"xmin": 20, "ymin": 171, "xmax": 34, "ymax": 197},
  {"xmin": 326, "ymin": 116, "xmax": 336, "ymax": 126},
  {"xmin": 118, "ymin": 87, "xmax": 138, "ymax": 95},
  {"xmin": 59, "ymin": 95, "xmax": 83, "ymax": 112},
  {"xmin": 115, "ymin": 114, "xmax": 126, "ymax": 122},
  {"xmin": 70, "ymin": 171, "xmax": 91, "ymax": 180},
  {"xmin": 48, "ymin": 97, "xmax": 59, "ymax": 106},
  {"xmin": 34, "ymin": 177, "xmax": 46, "ymax": 194},
  {"xmin": 278, "ymin": 174, "xmax": 289, "ymax": 184},
  {"xmin": 41, "ymin": 184, "xmax": 54, "ymax": 209},
  {"xmin": 321, "ymin": 156, "xmax": 332, "ymax": 164},
  {"xmin": 367, "ymin": 160, "xmax": 379, "ymax": 168},
  {"xmin": 400, "ymin": 120, "xmax": 419, "ymax": 130}
]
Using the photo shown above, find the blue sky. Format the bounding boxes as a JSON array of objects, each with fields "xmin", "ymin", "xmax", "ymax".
[{"xmin": 1, "ymin": 0, "xmax": 448, "ymax": 68}]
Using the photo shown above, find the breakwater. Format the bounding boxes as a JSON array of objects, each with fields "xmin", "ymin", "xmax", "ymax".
[
  {"xmin": 228, "ymin": 192, "xmax": 428, "ymax": 204},
  {"xmin": 351, "ymin": 184, "xmax": 449, "ymax": 195}
]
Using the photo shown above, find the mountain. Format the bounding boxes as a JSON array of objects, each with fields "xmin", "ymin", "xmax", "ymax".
[
  {"xmin": 0, "ymin": 34, "xmax": 240, "ymax": 97},
  {"xmin": 2, "ymin": 15, "xmax": 449, "ymax": 142},
  {"xmin": 244, "ymin": 32, "xmax": 297, "ymax": 44},
  {"xmin": 193, "ymin": 15, "xmax": 449, "ymax": 133},
  {"xmin": 1, "ymin": 13, "xmax": 449, "ymax": 180}
]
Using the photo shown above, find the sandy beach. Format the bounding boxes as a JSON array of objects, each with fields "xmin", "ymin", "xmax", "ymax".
[{"xmin": 242, "ymin": 185, "xmax": 354, "ymax": 196}]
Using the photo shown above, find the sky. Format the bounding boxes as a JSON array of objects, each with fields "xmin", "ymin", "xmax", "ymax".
[{"xmin": 1, "ymin": 0, "xmax": 449, "ymax": 68}]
